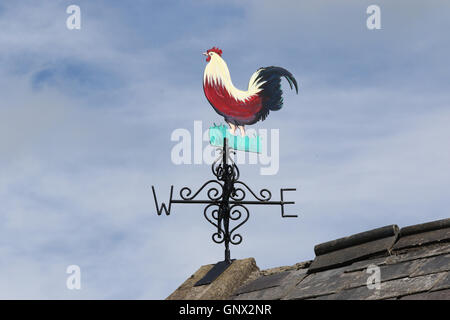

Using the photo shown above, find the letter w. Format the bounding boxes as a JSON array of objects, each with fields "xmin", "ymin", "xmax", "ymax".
[{"xmin": 152, "ymin": 186, "xmax": 173, "ymax": 215}]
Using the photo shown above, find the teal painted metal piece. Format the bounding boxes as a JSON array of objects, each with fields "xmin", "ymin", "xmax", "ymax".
[{"xmin": 209, "ymin": 124, "xmax": 261, "ymax": 153}]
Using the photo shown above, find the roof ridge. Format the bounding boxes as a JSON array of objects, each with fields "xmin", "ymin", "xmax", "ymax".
[
  {"xmin": 400, "ymin": 218, "xmax": 450, "ymax": 236},
  {"xmin": 314, "ymin": 224, "xmax": 399, "ymax": 256}
]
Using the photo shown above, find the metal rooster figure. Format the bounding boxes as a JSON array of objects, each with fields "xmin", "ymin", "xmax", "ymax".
[{"xmin": 203, "ymin": 47, "xmax": 298, "ymax": 137}]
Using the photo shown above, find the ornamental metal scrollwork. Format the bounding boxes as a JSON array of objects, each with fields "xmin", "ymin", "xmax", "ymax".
[
  {"xmin": 152, "ymin": 137, "xmax": 298, "ymax": 265},
  {"xmin": 179, "ymin": 180, "xmax": 223, "ymax": 201}
]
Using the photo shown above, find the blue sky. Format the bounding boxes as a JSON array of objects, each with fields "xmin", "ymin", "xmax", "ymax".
[{"xmin": 1, "ymin": 0, "xmax": 449, "ymax": 299}]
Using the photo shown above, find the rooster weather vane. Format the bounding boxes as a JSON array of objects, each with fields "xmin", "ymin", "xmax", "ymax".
[{"xmin": 152, "ymin": 47, "xmax": 299, "ymax": 286}]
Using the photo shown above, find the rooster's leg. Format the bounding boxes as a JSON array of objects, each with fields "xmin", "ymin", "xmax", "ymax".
[
  {"xmin": 238, "ymin": 126, "xmax": 246, "ymax": 137},
  {"xmin": 227, "ymin": 122, "xmax": 237, "ymax": 135}
]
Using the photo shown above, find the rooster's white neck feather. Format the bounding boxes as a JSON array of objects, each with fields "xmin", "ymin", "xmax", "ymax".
[{"xmin": 204, "ymin": 54, "xmax": 264, "ymax": 102}]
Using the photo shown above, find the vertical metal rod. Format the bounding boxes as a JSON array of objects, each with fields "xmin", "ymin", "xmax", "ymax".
[
  {"xmin": 223, "ymin": 137, "xmax": 227, "ymax": 166},
  {"xmin": 222, "ymin": 137, "xmax": 231, "ymax": 264}
]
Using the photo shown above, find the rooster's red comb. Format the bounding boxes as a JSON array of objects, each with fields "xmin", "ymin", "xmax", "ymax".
[{"xmin": 207, "ymin": 47, "xmax": 223, "ymax": 56}]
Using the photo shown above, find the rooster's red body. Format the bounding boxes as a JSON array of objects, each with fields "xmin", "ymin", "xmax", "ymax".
[{"xmin": 203, "ymin": 47, "xmax": 298, "ymax": 136}]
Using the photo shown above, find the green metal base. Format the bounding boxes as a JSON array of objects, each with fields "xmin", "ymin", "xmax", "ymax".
[{"xmin": 209, "ymin": 124, "xmax": 261, "ymax": 153}]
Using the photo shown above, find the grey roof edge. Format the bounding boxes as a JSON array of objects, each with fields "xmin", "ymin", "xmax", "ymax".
[
  {"xmin": 400, "ymin": 218, "xmax": 450, "ymax": 237},
  {"xmin": 308, "ymin": 218, "xmax": 450, "ymax": 274},
  {"xmin": 314, "ymin": 224, "xmax": 399, "ymax": 256},
  {"xmin": 227, "ymin": 218, "xmax": 450, "ymax": 300},
  {"xmin": 308, "ymin": 235, "xmax": 398, "ymax": 274}
]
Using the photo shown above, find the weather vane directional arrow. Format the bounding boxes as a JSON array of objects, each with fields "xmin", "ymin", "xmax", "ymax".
[{"xmin": 152, "ymin": 137, "xmax": 298, "ymax": 286}]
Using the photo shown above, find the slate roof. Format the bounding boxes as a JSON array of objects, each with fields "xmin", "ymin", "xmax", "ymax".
[{"xmin": 231, "ymin": 218, "xmax": 450, "ymax": 300}]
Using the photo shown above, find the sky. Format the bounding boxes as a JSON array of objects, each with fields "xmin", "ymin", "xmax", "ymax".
[{"xmin": 0, "ymin": 0, "xmax": 449, "ymax": 299}]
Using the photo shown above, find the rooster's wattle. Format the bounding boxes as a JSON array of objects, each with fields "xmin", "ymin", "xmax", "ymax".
[{"xmin": 203, "ymin": 47, "xmax": 298, "ymax": 136}]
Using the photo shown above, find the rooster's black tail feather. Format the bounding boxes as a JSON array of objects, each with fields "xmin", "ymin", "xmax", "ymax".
[
  {"xmin": 258, "ymin": 66, "xmax": 298, "ymax": 110},
  {"xmin": 254, "ymin": 66, "xmax": 298, "ymax": 121}
]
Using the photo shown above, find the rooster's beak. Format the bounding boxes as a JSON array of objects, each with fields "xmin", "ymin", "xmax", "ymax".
[{"xmin": 202, "ymin": 52, "xmax": 208, "ymax": 56}]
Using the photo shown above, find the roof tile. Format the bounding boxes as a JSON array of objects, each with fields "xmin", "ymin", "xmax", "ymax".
[
  {"xmin": 312, "ymin": 272, "xmax": 446, "ymax": 300},
  {"xmin": 309, "ymin": 235, "xmax": 397, "ymax": 273},
  {"xmin": 283, "ymin": 266, "xmax": 367, "ymax": 300},
  {"xmin": 379, "ymin": 259, "xmax": 424, "ymax": 282},
  {"xmin": 410, "ymin": 254, "xmax": 450, "ymax": 277},
  {"xmin": 393, "ymin": 227, "xmax": 450, "ymax": 250},
  {"xmin": 232, "ymin": 268, "xmax": 308, "ymax": 300},
  {"xmin": 314, "ymin": 225, "xmax": 399, "ymax": 256},
  {"xmin": 344, "ymin": 256, "xmax": 387, "ymax": 273},
  {"xmin": 233, "ymin": 271, "xmax": 289, "ymax": 295},
  {"xmin": 400, "ymin": 218, "xmax": 450, "ymax": 236},
  {"xmin": 431, "ymin": 271, "xmax": 450, "ymax": 291},
  {"xmin": 386, "ymin": 242, "xmax": 450, "ymax": 264},
  {"xmin": 399, "ymin": 289, "xmax": 450, "ymax": 300}
]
